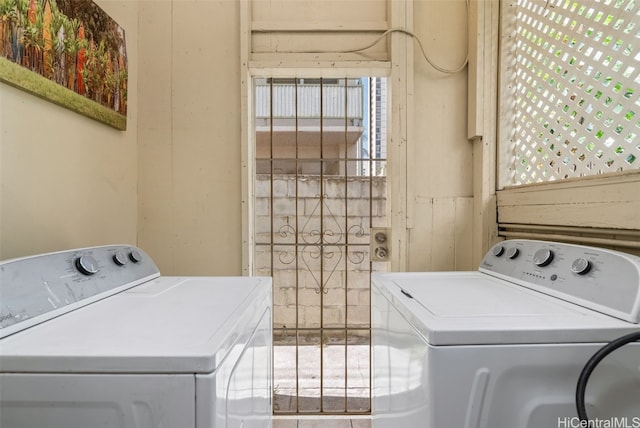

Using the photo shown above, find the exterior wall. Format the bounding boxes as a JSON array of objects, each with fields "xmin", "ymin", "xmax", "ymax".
[{"xmin": 0, "ymin": 0, "xmax": 138, "ymax": 261}]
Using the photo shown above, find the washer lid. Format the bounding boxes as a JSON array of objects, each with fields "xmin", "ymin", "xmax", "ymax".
[
  {"xmin": 0, "ymin": 276, "xmax": 271, "ymax": 374},
  {"xmin": 373, "ymin": 272, "xmax": 637, "ymax": 346}
]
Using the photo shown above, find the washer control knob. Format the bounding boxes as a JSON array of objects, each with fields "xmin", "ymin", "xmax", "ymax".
[
  {"xmin": 533, "ymin": 249, "xmax": 554, "ymax": 267},
  {"xmin": 506, "ymin": 247, "xmax": 520, "ymax": 259},
  {"xmin": 128, "ymin": 250, "xmax": 142, "ymax": 263},
  {"xmin": 571, "ymin": 258, "xmax": 592, "ymax": 275},
  {"xmin": 75, "ymin": 255, "xmax": 99, "ymax": 276},
  {"xmin": 113, "ymin": 251, "xmax": 128, "ymax": 266},
  {"xmin": 492, "ymin": 245, "xmax": 505, "ymax": 257}
]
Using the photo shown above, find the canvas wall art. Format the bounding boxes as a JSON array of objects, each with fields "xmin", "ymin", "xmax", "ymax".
[{"xmin": 0, "ymin": 0, "xmax": 128, "ymax": 130}]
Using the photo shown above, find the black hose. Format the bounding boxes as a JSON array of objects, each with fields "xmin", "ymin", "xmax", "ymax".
[{"xmin": 576, "ymin": 330, "xmax": 640, "ymax": 421}]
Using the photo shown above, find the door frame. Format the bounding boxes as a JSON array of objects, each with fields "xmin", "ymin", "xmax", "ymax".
[{"xmin": 239, "ymin": 0, "xmax": 412, "ymax": 275}]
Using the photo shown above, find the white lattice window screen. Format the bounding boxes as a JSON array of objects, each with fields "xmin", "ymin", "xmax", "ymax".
[{"xmin": 503, "ymin": 0, "xmax": 640, "ymax": 186}]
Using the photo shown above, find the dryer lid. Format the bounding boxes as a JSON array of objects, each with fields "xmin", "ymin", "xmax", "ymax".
[{"xmin": 0, "ymin": 276, "xmax": 271, "ymax": 374}]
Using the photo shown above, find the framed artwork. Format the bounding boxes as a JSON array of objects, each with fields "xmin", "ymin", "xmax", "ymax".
[{"xmin": 0, "ymin": 0, "xmax": 128, "ymax": 130}]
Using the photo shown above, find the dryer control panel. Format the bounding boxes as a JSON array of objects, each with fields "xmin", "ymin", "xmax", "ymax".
[
  {"xmin": 0, "ymin": 245, "xmax": 160, "ymax": 338},
  {"xmin": 480, "ymin": 240, "xmax": 640, "ymax": 323}
]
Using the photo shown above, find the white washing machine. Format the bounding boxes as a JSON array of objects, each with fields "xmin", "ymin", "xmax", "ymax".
[
  {"xmin": 372, "ymin": 239, "xmax": 640, "ymax": 428},
  {"xmin": 0, "ymin": 245, "xmax": 272, "ymax": 428}
]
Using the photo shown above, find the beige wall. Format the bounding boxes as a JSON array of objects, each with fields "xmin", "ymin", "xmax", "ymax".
[
  {"xmin": 243, "ymin": 0, "xmax": 475, "ymax": 273},
  {"xmin": 409, "ymin": 0, "xmax": 474, "ymax": 271},
  {"xmin": 1, "ymin": 0, "xmax": 476, "ymax": 275},
  {"xmin": 138, "ymin": 0, "xmax": 243, "ymax": 275},
  {"xmin": 0, "ymin": 0, "xmax": 138, "ymax": 261}
]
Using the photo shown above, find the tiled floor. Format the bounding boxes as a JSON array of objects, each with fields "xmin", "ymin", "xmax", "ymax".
[{"xmin": 273, "ymin": 417, "xmax": 371, "ymax": 428}]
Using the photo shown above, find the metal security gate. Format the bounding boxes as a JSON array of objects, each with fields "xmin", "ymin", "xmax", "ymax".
[{"xmin": 253, "ymin": 77, "xmax": 388, "ymax": 415}]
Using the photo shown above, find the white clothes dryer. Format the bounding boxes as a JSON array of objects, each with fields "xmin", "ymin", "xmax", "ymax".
[
  {"xmin": 372, "ymin": 240, "xmax": 640, "ymax": 428},
  {"xmin": 0, "ymin": 245, "xmax": 272, "ymax": 428}
]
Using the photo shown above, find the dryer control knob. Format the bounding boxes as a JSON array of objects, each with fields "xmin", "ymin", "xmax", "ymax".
[
  {"xmin": 492, "ymin": 245, "xmax": 505, "ymax": 257},
  {"xmin": 571, "ymin": 258, "xmax": 592, "ymax": 275},
  {"xmin": 533, "ymin": 249, "xmax": 554, "ymax": 267},
  {"xmin": 128, "ymin": 250, "xmax": 142, "ymax": 263},
  {"xmin": 506, "ymin": 247, "xmax": 520, "ymax": 259},
  {"xmin": 75, "ymin": 255, "xmax": 99, "ymax": 276}
]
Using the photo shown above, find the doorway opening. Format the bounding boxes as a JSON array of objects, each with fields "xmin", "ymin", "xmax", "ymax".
[{"xmin": 252, "ymin": 76, "xmax": 388, "ymax": 415}]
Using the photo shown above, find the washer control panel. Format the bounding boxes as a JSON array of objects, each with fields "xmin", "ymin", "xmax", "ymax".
[
  {"xmin": 480, "ymin": 240, "xmax": 640, "ymax": 323},
  {"xmin": 0, "ymin": 245, "xmax": 160, "ymax": 338}
]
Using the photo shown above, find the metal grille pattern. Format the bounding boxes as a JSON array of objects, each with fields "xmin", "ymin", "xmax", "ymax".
[
  {"xmin": 506, "ymin": 0, "xmax": 640, "ymax": 185},
  {"xmin": 253, "ymin": 77, "xmax": 388, "ymax": 415}
]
